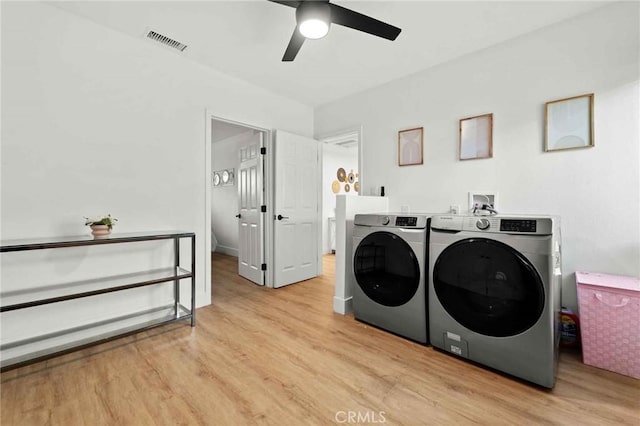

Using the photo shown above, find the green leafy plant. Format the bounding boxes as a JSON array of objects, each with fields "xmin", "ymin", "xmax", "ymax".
[{"xmin": 84, "ymin": 214, "xmax": 118, "ymax": 230}]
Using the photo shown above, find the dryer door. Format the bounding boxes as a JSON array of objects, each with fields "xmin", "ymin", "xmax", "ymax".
[
  {"xmin": 433, "ymin": 237, "xmax": 544, "ymax": 337},
  {"xmin": 354, "ymin": 231, "xmax": 420, "ymax": 307}
]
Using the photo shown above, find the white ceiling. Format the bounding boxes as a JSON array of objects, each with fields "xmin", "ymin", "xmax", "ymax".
[{"xmin": 51, "ymin": 1, "xmax": 609, "ymax": 108}]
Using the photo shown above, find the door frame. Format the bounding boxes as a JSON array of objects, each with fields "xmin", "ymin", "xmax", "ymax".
[{"xmin": 205, "ymin": 111, "xmax": 272, "ymax": 291}]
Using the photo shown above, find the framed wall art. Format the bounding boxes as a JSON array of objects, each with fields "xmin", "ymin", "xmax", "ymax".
[
  {"xmin": 398, "ymin": 127, "xmax": 423, "ymax": 166},
  {"xmin": 459, "ymin": 113, "xmax": 493, "ymax": 160},
  {"xmin": 545, "ymin": 93, "xmax": 594, "ymax": 152}
]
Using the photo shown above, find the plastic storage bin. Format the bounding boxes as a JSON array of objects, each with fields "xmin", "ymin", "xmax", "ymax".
[{"xmin": 576, "ymin": 271, "xmax": 640, "ymax": 379}]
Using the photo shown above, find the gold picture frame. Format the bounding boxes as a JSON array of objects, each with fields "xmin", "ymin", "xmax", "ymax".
[
  {"xmin": 398, "ymin": 127, "xmax": 423, "ymax": 166},
  {"xmin": 459, "ymin": 113, "xmax": 493, "ymax": 160},
  {"xmin": 545, "ymin": 93, "xmax": 594, "ymax": 152}
]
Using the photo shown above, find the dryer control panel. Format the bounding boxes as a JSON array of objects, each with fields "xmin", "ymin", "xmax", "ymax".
[
  {"xmin": 354, "ymin": 214, "xmax": 428, "ymax": 229},
  {"xmin": 395, "ymin": 216, "xmax": 418, "ymax": 227}
]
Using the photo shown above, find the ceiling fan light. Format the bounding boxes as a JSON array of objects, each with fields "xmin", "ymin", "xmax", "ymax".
[
  {"xmin": 299, "ymin": 19, "xmax": 329, "ymax": 39},
  {"xmin": 296, "ymin": 1, "xmax": 331, "ymax": 40}
]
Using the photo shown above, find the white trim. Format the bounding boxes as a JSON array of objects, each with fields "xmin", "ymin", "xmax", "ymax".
[
  {"xmin": 333, "ymin": 296, "xmax": 353, "ymax": 315},
  {"xmin": 203, "ymin": 109, "xmax": 213, "ymax": 306},
  {"xmin": 317, "ymin": 141, "xmax": 323, "ymax": 277},
  {"xmin": 215, "ymin": 245, "xmax": 239, "ymax": 258},
  {"xmin": 264, "ymin": 130, "xmax": 274, "ymax": 288},
  {"xmin": 358, "ymin": 126, "xmax": 364, "ymax": 195}
]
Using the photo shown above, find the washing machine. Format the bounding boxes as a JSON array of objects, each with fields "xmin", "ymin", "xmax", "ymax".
[
  {"xmin": 352, "ymin": 214, "xmax": 429, "ymax": 344},
  {"xmin": 428, "ymin": 214, "xmax": 562, "ymax": 388}
]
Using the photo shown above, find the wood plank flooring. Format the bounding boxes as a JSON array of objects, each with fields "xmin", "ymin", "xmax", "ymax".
[{"xmin": 1, "ymin": 253, "xmax": 639, "ymax": 425}]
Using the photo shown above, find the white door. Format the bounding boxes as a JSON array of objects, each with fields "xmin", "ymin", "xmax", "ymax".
[
  {"xmin": 237, "ymin": 132, "xmax": 264, "ymax": 285},
  {"xmin": 273, "ymin": 130, "xmax": 320, "ymax": 288}
]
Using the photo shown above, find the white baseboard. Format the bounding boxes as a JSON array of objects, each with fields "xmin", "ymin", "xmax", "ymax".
[
  {"xmin": 333, "ymin": 296, "xmax": 353, "ymax": 315},
  {"xmin": 215, "ymin": 245, "xmax": 238, "ymax": 257}
]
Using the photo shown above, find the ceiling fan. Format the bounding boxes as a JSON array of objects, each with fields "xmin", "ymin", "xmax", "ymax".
[{"xmin": 268, "ymin": 0, "xmax": 402, "ymax": 62}]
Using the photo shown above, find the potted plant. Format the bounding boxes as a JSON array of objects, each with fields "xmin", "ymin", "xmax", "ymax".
[{"xmin": 85, "ymin": 214, "xmax": 118, "ymax": 237}]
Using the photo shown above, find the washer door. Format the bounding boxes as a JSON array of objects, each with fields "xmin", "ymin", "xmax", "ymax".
[
  {"xmin": 433, "ymin": 238, "xmax": 544, "ymax": 337},
  {"xmin": 354, "ymin": 231, "xmax": 420, "ymax": 307}
]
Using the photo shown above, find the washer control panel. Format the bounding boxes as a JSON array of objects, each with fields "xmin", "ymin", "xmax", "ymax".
[
  {"xmin": 476, "ymin": 218, "xmax": 491, "ymax": 230},
  {"xmin": 500, "ymin": 219, "xmax": 537, "ymax": 233},
  {"xmin": 430, "ymin": 215, "xmax": 553, "ymax": 235}
]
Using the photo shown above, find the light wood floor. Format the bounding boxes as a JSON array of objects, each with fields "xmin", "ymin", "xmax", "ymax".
[{"xmin": 2, "ymin": 253, "xmax": 639, "ymax": 425}]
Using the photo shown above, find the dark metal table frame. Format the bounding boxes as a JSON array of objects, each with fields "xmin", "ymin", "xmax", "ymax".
[{"xmin": 0, "ymin": 231, "xmax": 196, "ymax": 372}]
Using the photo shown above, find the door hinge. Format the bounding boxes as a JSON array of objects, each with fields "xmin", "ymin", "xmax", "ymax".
[
  {"xmin": 261, "ymin": 263, "xmax": 267, "ymax": 271},
  {"xmin": 260, "ymin": 147, "xmax": 266, "ymax": 155},
  {"xmin": 261, "ymin": 205, "xmax": 267, "ymax": 213}
]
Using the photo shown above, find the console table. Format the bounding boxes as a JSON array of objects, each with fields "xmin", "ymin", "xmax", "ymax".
[{"xmin": 0, "ymin": 231, "xmax": 196, "ymax": 371}]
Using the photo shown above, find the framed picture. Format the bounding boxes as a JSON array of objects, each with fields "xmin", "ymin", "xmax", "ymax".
[
  {"xmin": 545, "ymin": 93, "xmax": 594, "ymax": 152},
  {"xmin": 398, "ymin": 127, "xmax": 423, "ymax": 166},
  {"xmin": 459, "ymin": 113, "xmax": 493, "ymax": 160}
]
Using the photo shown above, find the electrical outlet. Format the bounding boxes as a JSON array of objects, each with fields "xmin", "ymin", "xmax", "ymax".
[{"xmin": 450, "ymin": 205, "xmax": 460, "ymax": 215}]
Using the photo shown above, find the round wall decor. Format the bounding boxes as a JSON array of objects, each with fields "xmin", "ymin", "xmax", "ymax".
[{"xmin": 347, "ymin": 171, "xmax": 355, "ymax": 184}]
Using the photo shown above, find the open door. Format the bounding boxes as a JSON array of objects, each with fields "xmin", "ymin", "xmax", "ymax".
[
  {"xmin": 237, "ymin": 132, "xmax": 265, "ymax": 285},
  {"xmin": 272, "ymin": 130, "xmax": 320, "ymax": 288}
]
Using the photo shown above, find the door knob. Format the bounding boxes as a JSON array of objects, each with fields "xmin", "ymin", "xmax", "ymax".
[
  {"xmin": 235, "ymin": 214, "xmax": 242, "ymax": 218},
  {"xmin": 276, "ymin": 214, "xmax": 289, "ymax": 221}
]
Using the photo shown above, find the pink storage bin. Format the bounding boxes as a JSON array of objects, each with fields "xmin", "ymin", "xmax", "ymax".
[{"xmin": 576, "ymin": 271, "xmax": 640, "ymax": 379}]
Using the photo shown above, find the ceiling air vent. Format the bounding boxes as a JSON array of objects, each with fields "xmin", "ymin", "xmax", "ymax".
[{"xmin": 146, "ymin": 30, "xmax": 187, "ymax": 52}]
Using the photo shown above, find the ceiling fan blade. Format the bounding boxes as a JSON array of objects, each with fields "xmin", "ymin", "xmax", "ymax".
[
  {"xmin": 267, "ymin": 0, "xmax": 302, "ymax": 8},
  {"xmin": 282, "ymin": 26, "xmax": 305, "ymax": 61},
  {"xmin": 329, "ymin": 3, "xmax": 401, "ymax": 41}
]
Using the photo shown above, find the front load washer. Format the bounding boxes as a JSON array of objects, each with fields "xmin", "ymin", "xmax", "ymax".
[
  {"xmin": 428, "ymin": 215, "xmax": 561, "ymax": 388},
  {"xmin": 352, "ymin": 214, "xmax": 429, "ymax": 344}
]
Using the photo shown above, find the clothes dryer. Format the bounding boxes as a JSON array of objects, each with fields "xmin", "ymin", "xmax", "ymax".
[
  {"xmin": 352, "ymin": 214, "xmax": 429, "ymax": 344},
  {"xmin": 428, "ymin": 215, "xmax": 561, "ymax": 387}
]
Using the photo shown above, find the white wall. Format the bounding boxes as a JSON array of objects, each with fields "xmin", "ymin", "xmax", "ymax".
[
  {"xmin": 211, "ymin": 130, "xmax": 257, "ymax": 256},
  {"xmin": 322, "ymin": 143, "xmax": 359, "ymax": 254},
  {"xmin": 1, "ymin": 1, "xmax": 313, "ymax": 315},
  {"xmin": 315, "ymin": 2, "xmax": 640, "ymax": 312}
]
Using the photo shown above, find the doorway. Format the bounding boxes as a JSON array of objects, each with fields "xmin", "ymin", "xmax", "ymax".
[
  {"xmin": 206, "ymin": 115, "xmax": 323, "ymax": 293},
  {"xmin": 210, "ymin": 117, "xmax": 268, "ymax": 287},
  {"xmin": 320, "ymin": 128, "xmax": 361, "ymax": 256}
]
